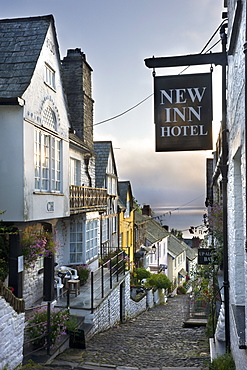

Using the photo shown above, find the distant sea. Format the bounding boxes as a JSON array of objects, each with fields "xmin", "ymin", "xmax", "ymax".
[{"xmin": 152, "ymin": 206, "xmax": 207, "ymax": 239}]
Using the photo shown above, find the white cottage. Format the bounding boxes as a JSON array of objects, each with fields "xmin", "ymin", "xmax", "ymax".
[
  {"xmin": 0, "ymin": 15, "xmax": 71, "ymax": 307},
  {"xmin": 207, "ymin": 1, "xmax": 247, "ymax": 368}
]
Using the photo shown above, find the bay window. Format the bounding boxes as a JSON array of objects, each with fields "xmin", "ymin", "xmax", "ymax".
[{"xmin": 34, "ymin": 129, "xmax": 62, "ymax": 192}]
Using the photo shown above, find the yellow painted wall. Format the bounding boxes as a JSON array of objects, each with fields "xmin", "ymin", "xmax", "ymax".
[{"xmin": 119, "ymin": 191, "xmax": 135, "ymax": 270}]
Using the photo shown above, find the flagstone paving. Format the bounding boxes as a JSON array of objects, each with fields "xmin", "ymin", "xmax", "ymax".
[{"xmin": 51, "ymin": 295, "xmax": 210, "ymax": 369}]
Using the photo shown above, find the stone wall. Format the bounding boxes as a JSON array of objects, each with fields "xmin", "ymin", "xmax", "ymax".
[
  {"xmin": 0, "ymin": 297, "xmax": 25, "ymax": 370},
  {"xmin": 87, "ymin": 273, "xmax": 166, "ymax": 339},
  {"xmin": 23, "ymin": 263, "xmax": 44, "ymax": 309},
  {"xmin": 61, "ymin": 48, "xmax": 94, "ymax": 151}
]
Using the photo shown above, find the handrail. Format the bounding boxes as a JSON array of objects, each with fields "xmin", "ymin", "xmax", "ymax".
[
  {"xmin": 0, "ymin": 281, "xmax": 25, "ymax": 313},
  {"xmin": 90, "ymin": 251, "xmax": 127, "ymax": 312}
]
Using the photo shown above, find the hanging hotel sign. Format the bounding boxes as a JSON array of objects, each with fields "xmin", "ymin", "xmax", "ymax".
[{"xmin": 154, "ymin": 73, "xmax": 213, "ymax": 152}]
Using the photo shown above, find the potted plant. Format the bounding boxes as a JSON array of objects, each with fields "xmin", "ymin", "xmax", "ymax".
[{"xmin": 75, "ymin": 264, "xmax": 91, "ymax": 285}]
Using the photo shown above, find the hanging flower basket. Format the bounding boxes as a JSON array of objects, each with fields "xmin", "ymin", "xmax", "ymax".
[{"xmin": 22, "ymin": 230, "xmax": 58, "ymax": 269}]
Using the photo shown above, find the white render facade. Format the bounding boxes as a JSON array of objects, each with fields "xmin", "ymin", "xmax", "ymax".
[
  {"xmin": 0, "ymin": 22, "xmax": 70, "ymax": 223},
  {"xmin": 208, "ymin": 1, "xmax": 247, "ymax": 368},
  {"xmin": 226, "ymin": 1, "xmax": 247, "ymax": 368}
]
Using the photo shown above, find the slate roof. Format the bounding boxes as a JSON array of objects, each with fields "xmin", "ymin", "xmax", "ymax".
[
  {"xmin": 94, "ymin": 141, "xmax": 117, "ymax": 188},
  {"xmin": 69, "ymin": 131, "xmax": 92, "ymax": 155},
  {"xmin": 118, "ymin": 181, "xmax": 132, "ymax": 208},
  {"xmin": 185, "ymin": 245, "xmax": 197, "ymax": 261},
  {"xmin": 135, "ymin": 211, "xmax": 169, "ymax": 244},
  {"xmin": 168, "ymin": 234, "xmax": 186, "ymax": 258},
  {"xmin": 0, "ymin": 15, "xmax": 55, "ymax": 99}
]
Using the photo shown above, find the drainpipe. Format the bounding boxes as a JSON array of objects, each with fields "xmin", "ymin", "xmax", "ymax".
[
  {"xmin": 244, "ymin": 0, "xmax": 247, "ymax": 258},
  {"xmin": 220, "ymin": 23, "xmax": 230, "ymax": 353}
]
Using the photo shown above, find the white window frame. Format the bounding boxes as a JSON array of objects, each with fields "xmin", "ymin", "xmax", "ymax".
[
  {"xmin": 70, "ymin": 158, "xmax": 80, "ymax": 186},
  {"xmin": 34, "ymin": 129, "xmax": 62, "ymax": 192},
  {"xmin": 102, "ymin": 218, "xmax": 109, "ymax": 243},
  {"xmin": 70, "ymin": 220, "xmax": 83, "ymax": 264},
  {"xmin": 86, "ymin": 219, "xmax": 99, "ymax": 262},
  {"xmin": 44, "ymin": 63, "xmax": 56, "ymax": 90}
]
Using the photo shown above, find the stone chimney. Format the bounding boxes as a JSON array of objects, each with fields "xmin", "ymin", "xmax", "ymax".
[
  {"xmin": 142, "ymin": 205, "xmax": 152, "ymax": 217},
  {"xmin": 61, "ymin": 48, "xmax": 94, "ymax": 151}
]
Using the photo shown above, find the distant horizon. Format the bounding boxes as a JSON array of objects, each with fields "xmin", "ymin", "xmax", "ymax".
[{"xmin": 152, "ymin": 205, "xmax": 206, "ymax": 239}]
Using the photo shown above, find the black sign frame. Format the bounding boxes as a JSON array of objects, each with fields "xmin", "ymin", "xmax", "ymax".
[
  {"xmin": 198, "ymin": 248, "xmax": 215, "ymax": 265},
  {"xmin": 154, "ymin": 73, "xmax": 213, "ymax": 152}
]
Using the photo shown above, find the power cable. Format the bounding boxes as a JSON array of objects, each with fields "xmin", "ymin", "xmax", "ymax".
[
  {"xmin": 93, "ymin": 19, "xmax": 227, "ymax": 127},
  {"xmin": 153, "ymin": 194, "xmax": 205, "ymax": 219},
  {"xmin": 93, "ymin": 93, "xmax": 153, "ymax": 126}
]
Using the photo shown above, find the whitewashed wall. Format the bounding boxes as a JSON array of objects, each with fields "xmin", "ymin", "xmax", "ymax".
[
  {"xmin": 0, "ymin": 297, "xmax": 25, "ymax": 370},
  {"xmin": 223, "ymin": 0, "xmax": 247, "ymax": 368}
]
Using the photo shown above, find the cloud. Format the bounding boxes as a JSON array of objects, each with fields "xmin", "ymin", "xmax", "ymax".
[{"xmin": 94, "ymin": 133, "xmax": 211, "ymax": 207}]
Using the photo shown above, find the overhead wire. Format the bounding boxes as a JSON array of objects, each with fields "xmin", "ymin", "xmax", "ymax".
[
  {"xmin": 153, "ymin": 194, "xmax": 205, "ymax": 219},
  {"xmin": 93, "ymin": 19, "xmax": 226, "ymax": 127},
  {"xmin": 93, "ymin": 93, "xmax": 153, "ymax": 126}
]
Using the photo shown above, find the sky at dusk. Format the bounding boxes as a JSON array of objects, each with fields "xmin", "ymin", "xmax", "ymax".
[{"xmin": 2, "ymin": 0, "xmax": 225, "ymax": 237}]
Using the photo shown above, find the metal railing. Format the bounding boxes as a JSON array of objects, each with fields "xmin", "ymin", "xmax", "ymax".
[
  {"xmin": 23, "ymin": 302, "xmax": 69, "ymax": 358},
  {"xmin": 90, "ymin": 251, "xmax": 126, "ymax": 312},
  {"xmin": 184, "ymin": 294, "xmax": 210, "ymax": 322},
  {"xmin": 65, "ymin": 251, "xmax": 127, "ymax": 313},
  {"xmin": 70, "ymin": 185, "xmax": 107, "ymax": 211}
]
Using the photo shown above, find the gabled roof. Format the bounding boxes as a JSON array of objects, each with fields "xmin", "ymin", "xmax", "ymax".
[
  {"xmin": 94, "ymin": 141, "xmax": 117, "ymax": 188},
  {"xmin": 185, "ymin": 245, "xmax": 197, "ymax": 261},
  {"xmin": 168, "ymin": 234, "xmax": 186, "ymax": 258},
  {"xmin": 135, "ymin": 211, "xmax": 169, "ymax": 244},
  {"xmin": 118, "ymin": 181, "xmax": 132, "ymax": 208},
  {"xmin": 0, "ymin": 15, "xmax": 56, "ymax": 99}
]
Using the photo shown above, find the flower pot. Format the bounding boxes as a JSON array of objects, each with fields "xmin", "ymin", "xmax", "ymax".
[{"xmin": 69, "ymin": 329, "xmax": 86, "ymax": 349}]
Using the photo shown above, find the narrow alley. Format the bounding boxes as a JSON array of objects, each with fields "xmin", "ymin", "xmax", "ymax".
[{"xmin": 51, "ymin": 295, "xmax": 210, "ymax": 369}]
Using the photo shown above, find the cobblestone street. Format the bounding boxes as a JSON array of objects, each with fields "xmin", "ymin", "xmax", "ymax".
[{"xmin": 52, "ymin": 295, "xmax": 210, "ymax": 369}]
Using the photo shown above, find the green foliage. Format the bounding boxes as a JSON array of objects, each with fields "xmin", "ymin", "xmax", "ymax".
[
  {"xmin": 0, "ymin": 233, "xmax": 9, "ymax": 282},
  {"xmin": 26, "ymin": 308, "xmax": 70, "ymax": 347},
  {"xmin": 19, "ymin": 359, "xmax": 42, "ymax": 368},
  {"xmin": 146, "ymin": 273, "xmax": 172, "ymax": 290},
  {"xmin": 171, "ymin": 229, "xmax": 183, "ymax": 239},
  {"xmin": 75, "ymin": 264, "xmax": 90, "ymax": 285},
  {"xmin": 209, "ymin": 353, "xmax": 235, "ymax": 370},
  {"xmin": 133, "ymin": 197, "xmax": 142, "ymax": 213},
  {"xmin": 204, "ymin": 201, "xmax": 223, "ymax": 268},
  {"xmin": 0, "ymin": 216, "xmax": 17, "ymax": 282},
  {"xmin": 100, "ymin": 249, "xmax": 122, "ymax": 264},
  {"xmin": 206, "ymin": 308, "xmax": 217, "ymax": 338},
  {"xmin": 177, "ymin": 285, "xmax": 187, "ymax": 294},
  {"xmin": 134, "ymin": 268, "xmax": 151, "ymax": 282}
]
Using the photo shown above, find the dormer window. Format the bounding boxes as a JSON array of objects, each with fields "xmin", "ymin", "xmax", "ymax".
[{"xmin": 44, "ymin": 63, "xmax": 55, "ymax": 90}]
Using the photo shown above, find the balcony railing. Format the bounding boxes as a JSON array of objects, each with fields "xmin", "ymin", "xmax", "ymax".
[{"xmin": 70, "ymin": 185, "xmax": 107, "ymax": 212}]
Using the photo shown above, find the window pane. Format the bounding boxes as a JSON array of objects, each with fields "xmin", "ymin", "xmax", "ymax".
[{"xmin": 70, "ymin": 254, "xmax": 76, "ymax": 263}]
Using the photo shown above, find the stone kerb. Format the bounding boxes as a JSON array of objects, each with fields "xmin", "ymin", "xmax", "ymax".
[{"xmin": 0, "ymin": 296, "xmax": 25, "ymax": 370}]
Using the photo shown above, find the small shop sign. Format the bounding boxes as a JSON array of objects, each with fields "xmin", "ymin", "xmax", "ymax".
[{"xmin": 198, "ymin": 248, "xmax": 214, "ymax": 265}]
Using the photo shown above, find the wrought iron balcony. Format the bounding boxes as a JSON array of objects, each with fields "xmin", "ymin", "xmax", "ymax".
[{"xmin": 70, "ymin": 185, "xmax": 107, "ymax": 213}]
